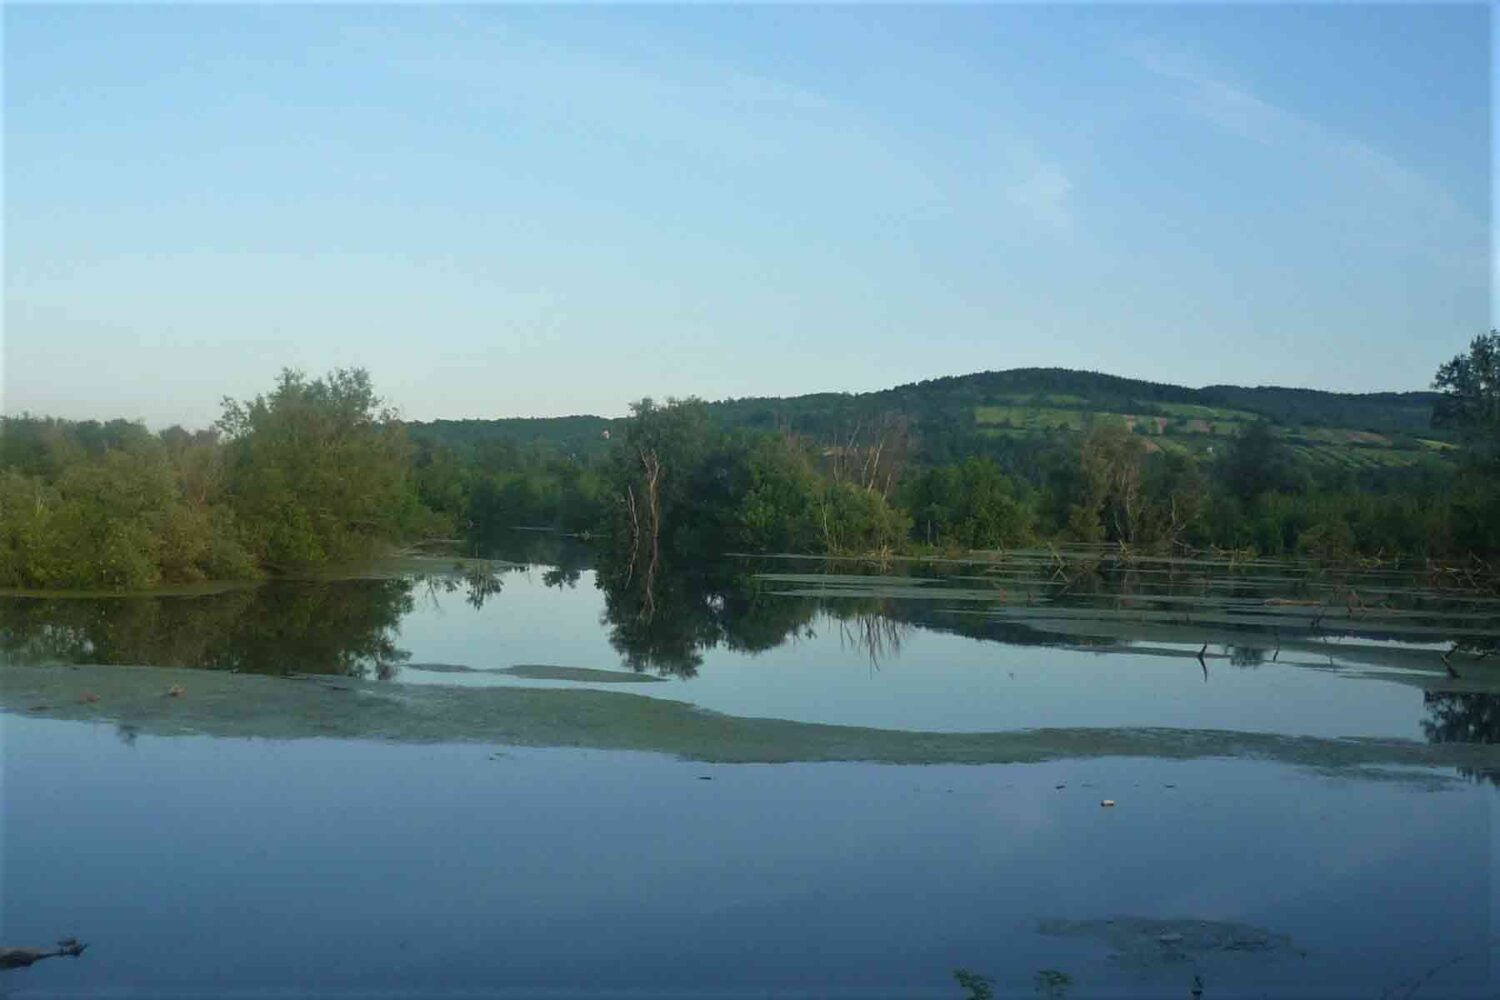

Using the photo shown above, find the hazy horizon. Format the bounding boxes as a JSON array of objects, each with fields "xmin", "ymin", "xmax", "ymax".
[{"xmin": 5, "ymin": 4, "xmax": 1491, "ymax": 427}]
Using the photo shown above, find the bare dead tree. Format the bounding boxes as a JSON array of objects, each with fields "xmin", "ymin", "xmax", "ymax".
[
  {"xmin": 824, "ymin": 412, "xmax": 914, "ymax": 499},
  {"xmin": 621, "ymin": 484, "xmax": 641, "ymax": 588},
  {"xmin": 637, "ymin": 447, "xmax": 664, "ymax": 619}
]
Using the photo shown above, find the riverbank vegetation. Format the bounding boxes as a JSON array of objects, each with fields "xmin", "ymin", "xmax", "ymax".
[
  {"xmin": 3, "ymin": 334, "xmax": 1496, "ymax": 590},
  {"xmin": 0, "ymin": 369, "xmax": 432, "ymax": 589},
  {"xmin": 599, "ymin": 333, "xmax": 1500, "ymax": 578}
]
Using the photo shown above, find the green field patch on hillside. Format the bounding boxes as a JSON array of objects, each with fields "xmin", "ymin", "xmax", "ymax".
[
  {"xmin": 987, "ymin": 393, "xmax": 1093, "ymax": 408},
  {"xmin": 974, "ymin": 406, "xmax": 1095, "ymax": 430},
  {"xmin": 962, "ymin": 396, "xmax": 1453, "ymax": 476},
  {"xmin": 1176, "ymin": 417, "xmax": 1244, "ymax": 436},
  {"xmin": 1152, "ymin": 437, "xmax": 1196, "ymax": 457},
  {"xmin": 1297, "ymin": 427, "xmax": 1394, "ymax": 447},
  {"xmin": 1121, "ymin": 414, "xmax": 1170, "ymax": 435},
  {"xmin": 1157, "ymin": 402, "xmax": 1260, "ymax": 422},
  {"xmin": 1354, "ymin": 449, "xmax": 1426, "ymax": 468},
  {"xmin": 1304, "ymin": 445, "xmax": 1424, "ymax": 469}
]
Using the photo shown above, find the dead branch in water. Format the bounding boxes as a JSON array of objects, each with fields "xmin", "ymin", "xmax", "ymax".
[{"xmin": 1, "ymin": 938, "xmax": 87, "ymax": 970}]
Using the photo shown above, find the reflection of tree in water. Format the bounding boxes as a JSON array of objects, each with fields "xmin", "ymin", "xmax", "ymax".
[
  {"xmin": 837, "ymin": 611, "xmax": 909, "ymax": 669},
  {"xmin": 3, "ymin": 559, "xmax": 515, "ymax": 680},
  {"xmin": 597, "ymin": 552, "xmax": 929, "ymax": 677},
  {"xmin": 597, "ymin": 552, "xmax": 817, "ymax": 677},
  {"xmin": 542, "ymin": 566, "xmax": 581, "ymax": 589},
  {"xmin": 0, "ymin": 579, "xmax": 418, "ymax": 679},
  {"xmin": 466, "ymin": 528, "xmax": 594, "ymax": 591},
  {"xmin": 475, "ymin": 529, "xmax": 595, "ymax": 582},
  {"xmin": 1229, "ymin": 645, "xmax": 1268, "ymax": 668},
  {"xmin": 599, "ymin": 549, "xmax": 1127, "ymax": 677},
  {"xmin": 1422, "ymin": 691, "xmax": 1500, "ymax": 787},
  {"xmin": 418, "ymin": 564, "xmax": 508, "ymax": 610},
  {"xmin": 1423, "ymin": 691, "xmax": 1500, "ymax": 744}
]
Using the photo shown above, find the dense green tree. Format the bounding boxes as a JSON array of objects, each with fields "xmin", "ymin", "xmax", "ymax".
[
  {"xmin": 412, "ymin": 443, "xmax": 474, "ymax": 526},
  {"xmin": 1220, "ymin": 422, "xmax": 1298, "ymax": 504},
  {"xmin": 0, "ymin": 427, "xmax": 253, "ymax": 589},
  {"xmin": 1430, "ymin": 333, "xmax": 1500, "ymax": 555},
  {"xmin": 813, "ymin": 480, "xmax": 912, "ymax": 554},
  {"xmin": 902, "ymin": 458, "xmax": 1030, "ymax": 549},
  {"xmin": 1078, "ymin": 423, "xmax": 1147, "ymax": 543},
  {"xmin": 1432, "ymin": 331, "xmax": 1500, "ymax": 468},
  {"xmin": 218, "ymin": 368, "xmax": 426, "ymax": 567},
  {"xmin": 1032, "ymin": 436, "xmax": 1094, "ymax": 539},
  {"xmin": 606, "ymin": 397, "xmax": 719, "ymax": 562},
  {"xmin": 1137, "ymin": 450, "xmax": 1208, "ymax": 550},
  {"xmin": 736, "ymin": 436, "xmax": 823, "ymax": 552}
]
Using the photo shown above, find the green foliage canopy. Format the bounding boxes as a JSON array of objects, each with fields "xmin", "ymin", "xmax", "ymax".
[
  {"xmin": 218, "ymin": 368, "xmax": 426, "ymax": 566},
  {"xmin": 0, "ymin": 422, "xmax": 252, "ymax": 589},
  {"xmin": 1433, "ymin": 330, "xmax": 1500, "ymax": 469}
]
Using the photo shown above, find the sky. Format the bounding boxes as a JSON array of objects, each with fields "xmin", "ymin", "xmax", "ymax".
[{"xmin": 3, "ymin": 3, "xmax": 1492, "ymax": 428}]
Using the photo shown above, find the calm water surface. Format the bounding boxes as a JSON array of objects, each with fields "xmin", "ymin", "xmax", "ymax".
[{"xmin": 3, "ymin": 538, "xmax": 1497, "ymax": 997}]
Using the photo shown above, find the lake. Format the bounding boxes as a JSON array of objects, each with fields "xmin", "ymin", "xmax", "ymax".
[{"xmin": 2, "ymin": 535, "xmax": 1497, "ymax": 998}]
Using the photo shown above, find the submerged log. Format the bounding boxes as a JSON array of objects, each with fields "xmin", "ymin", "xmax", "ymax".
[{"xmin": 0, "ymin": 938, "xmax": 87, "ymax": 970}]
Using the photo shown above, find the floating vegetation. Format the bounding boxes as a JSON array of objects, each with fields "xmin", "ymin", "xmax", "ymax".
[
  {"xmin": 1034, "ymin": 969, "xmax": 1072, "ymax": 999},
  {"xmin": 953, "ymin": 968, "xmax": 995, "ymax": 999},
  {"xmin": 752, "ymin": 550, "xmax": 1500, "ymax": 652},
  {"xmin": 1037, "ymin": 918, "xmax": 1302, "ymax": 970},
  {"xmin": 404, "ymin": 662, "xmax": 667, "ymax": 683},
  {"xmin": 6, "ymin": 663, "xmax": 1499, "ymax": 778}
]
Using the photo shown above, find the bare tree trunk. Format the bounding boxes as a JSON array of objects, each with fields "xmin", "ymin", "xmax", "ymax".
[
  {"xmin": 865, "ymin": 436, "xmax": 885, "ymax": 492},
  {"xmin": 622, "ymin": 486, "xmax": 640, "ymax": 588},
  {"xmin": 638, "ymin": 448, "xmax": 663, "ymax": 619}
]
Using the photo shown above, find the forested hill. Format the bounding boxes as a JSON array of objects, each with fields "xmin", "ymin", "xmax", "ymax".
[
  {"xmin": 709, "ymin": 368, "xmax": 1439, "ymax": 435},
  {"xmin": 3, "ymin": 346, "xmax": 1492, "ymax": 592},
  {"xmin": 408, "ymin": 367, "xmax": 1449, "ymax": 472}
]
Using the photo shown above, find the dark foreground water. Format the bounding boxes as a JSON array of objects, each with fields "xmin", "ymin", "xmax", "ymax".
[{"xmin": 3, "ymin": 539, "xmax": 1498, "ymax": 997}]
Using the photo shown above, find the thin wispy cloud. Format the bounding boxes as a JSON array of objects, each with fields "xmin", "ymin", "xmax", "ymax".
[
  {"xmin": 1129, "ymin": 43, "xmax": 1286, "ymax": 144},
  {"xmin": 341, "ymin": 12, "xmax": 1089, "ymax": 243},
  {"xmin": 339, "ymin": 13, "xmax": 946, "ymax": 220},
  {"xmin": 1125, "ymin": 38, "xmax": 1486, "ymax": 276},
  {"xmin": 7, "ymin": 5, "xmax": 1484, "ymax": 421}
]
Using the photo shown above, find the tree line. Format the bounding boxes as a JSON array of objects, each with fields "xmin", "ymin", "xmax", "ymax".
[
  {"xmin": 601, "ymin": 334, "xmax": 1499, "ymax": 572},
  {"xmin": 2, "ymin": 334, "xmax": 1496, "ymax": 590},
  {"xmin": 0, "ymin": 369, "xmax": 432, "ymax": 589}
]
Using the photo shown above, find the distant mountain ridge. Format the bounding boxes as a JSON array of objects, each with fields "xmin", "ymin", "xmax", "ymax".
[
  {"xmin": 408, "ymin": 367, "xmax": 1449, "ymax": 471},
  {"xmin": 710, "ymin": 367, "xmax": 1440, "ymax": 432}
]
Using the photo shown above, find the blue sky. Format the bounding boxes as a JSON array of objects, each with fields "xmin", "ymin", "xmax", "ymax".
[{"xmin": 4, "ymin": 3, "xmax": 1491, "ymax": 427}]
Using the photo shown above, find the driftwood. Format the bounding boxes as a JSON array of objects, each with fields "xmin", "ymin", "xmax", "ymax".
[{"xmin": 0, "ymin": 938, "xmax": 87, "ymax": 970}]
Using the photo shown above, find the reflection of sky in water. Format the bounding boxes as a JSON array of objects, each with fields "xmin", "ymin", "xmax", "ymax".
[
  {"xmin": 5, "ymin": 551, "xmax": 1498, "ymax": 997},
  {"xmin": 4, "ymin": 716, "xmax": 1496, "ymax": 998},
  {"xmin": 395, "ymin": 570, "xmax": 1434, "ymax": 741}
]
